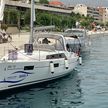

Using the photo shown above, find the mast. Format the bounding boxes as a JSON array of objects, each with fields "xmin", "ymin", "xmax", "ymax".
[
  {"xmin": 29, "ymin": 0, "xmax": 34, "ymax": 44},
  {"xmin": 0, "ymin": 0, "xmax": 5, "ymax": 29}
]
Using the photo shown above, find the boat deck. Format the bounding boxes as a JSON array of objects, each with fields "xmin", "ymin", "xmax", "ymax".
[{"xmin": 0, "ymin": 32, "xmax": 29, "ymax": 58}]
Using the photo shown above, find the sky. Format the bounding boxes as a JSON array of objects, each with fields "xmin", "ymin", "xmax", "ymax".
[{"xmin": 60, "ymin": 0, "xmax": 108, "ymax": 7}]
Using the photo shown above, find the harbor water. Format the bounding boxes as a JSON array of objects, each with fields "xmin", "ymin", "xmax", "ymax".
[{"xmin": 0, "ymin": 33, "xmax": 108, "ymax": 108}]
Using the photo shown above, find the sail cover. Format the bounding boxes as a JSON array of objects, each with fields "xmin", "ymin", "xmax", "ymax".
[{"xmin": 0, "ymin": 0, "xmax": 5, "ymax": 21}]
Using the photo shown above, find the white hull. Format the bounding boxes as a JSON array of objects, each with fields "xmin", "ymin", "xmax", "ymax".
[{"xmin": 0, "ymin": 57, "xmax": 78, "ymax": 91}]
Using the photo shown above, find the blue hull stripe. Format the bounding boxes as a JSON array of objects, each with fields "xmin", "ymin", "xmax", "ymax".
[{"xmin": 8, "ymin": 71, "xmax": 72, "ymax": 88}]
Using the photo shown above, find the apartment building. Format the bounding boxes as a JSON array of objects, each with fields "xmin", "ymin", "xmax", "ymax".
[
  {"xmin": 4, "ymin": 1, "xmax": 105, "ymax": 24},
  {"xmin": 73, "ymin": 4, "xmax": 101, "ymax": 23},
  {"xmin": 74, "ymin": 4, "xmax": 87, "ymax": 16},
  {"xmin": 98, "ymin": 7, "xmax": 108, "ymax": 23},
  {"xmin": 5, "ymin": 0, "xmax": 72, "ymax": 15}
]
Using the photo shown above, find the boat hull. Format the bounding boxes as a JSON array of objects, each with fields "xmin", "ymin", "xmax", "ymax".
[{"xmin": 0, "ymin": 57, "xmax": 78, "ymax": 91}]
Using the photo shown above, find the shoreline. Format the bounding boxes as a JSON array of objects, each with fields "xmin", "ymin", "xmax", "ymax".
[
  {"xmin": 0, "ymin": 32, "xmax": 29, "ymax": 58},
  {"xmin": 88, "ymin": 30, "xmax": 108, "ymax": 35},
  {"xmin": 0, "ymin": 30, "xmax": 108, "ymax": 58}
]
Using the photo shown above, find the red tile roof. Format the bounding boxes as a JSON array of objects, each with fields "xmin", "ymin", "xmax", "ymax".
[{"xmin": 49, "ymin": 0, "xmax": 64, "ymax": 6}]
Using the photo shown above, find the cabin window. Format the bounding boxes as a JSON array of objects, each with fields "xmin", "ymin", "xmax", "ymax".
[
  {"xmin": 24, "ymin": 66, "xmax": 34, "ymax": 70},
  {"xmin": 54, "ymin": 63, "xmax": 59, "ymax": 67},
  {"xmin": 46, "ymin": 53, "xmax": 66, "ymax": 59}
]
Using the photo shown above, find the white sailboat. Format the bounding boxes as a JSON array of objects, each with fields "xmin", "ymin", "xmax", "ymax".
[{"xmin": 0, "ymin": 0, "xmax": 78, "ymax": 91}]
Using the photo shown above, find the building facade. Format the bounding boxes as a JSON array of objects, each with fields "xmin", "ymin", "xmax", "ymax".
[
  {"xmin": 73, "ymin": 4, "xmax": 101, "ymax": 23},
  {"xmin": 5, "ymin": 0, "xmax": 72, "ymax": 15},
  {"xmin": 98, "ymin": 7, "xmax": 108, "ymax": 23},
  {"xmin": 74, "ymin": 4, "xmax": 87, "ymax": 16}
]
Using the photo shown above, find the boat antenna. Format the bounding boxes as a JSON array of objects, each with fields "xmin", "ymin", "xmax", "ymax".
[{"xmin": 29, "ymin": 0, "xmax": 35, "ymax": 44}]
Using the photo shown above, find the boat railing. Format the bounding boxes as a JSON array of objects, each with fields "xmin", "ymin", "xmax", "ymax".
[{"xmin": 33, "ymin": 44, "xmax": 55, "ymax": 51}]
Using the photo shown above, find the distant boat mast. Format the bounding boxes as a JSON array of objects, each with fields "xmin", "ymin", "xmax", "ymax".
[
  {"xmin": 29, "ymin": 0, "xmax": 35, "ymax": 44},
  {"xmin": 0, "ymin": 0, "xmax": 5, "ymax": 28}
]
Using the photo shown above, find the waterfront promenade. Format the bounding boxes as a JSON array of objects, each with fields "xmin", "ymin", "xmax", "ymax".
[
  {"xmin": 88, "ymin": 30, "xmax": 108, "ymax": 35},
  {"xmin": 0, "ymin": 30, "xmax": 107, "ymax": 58},
  {"xmin": 0, "ymin": 32, "xmax": 29, "ymax": 58}
]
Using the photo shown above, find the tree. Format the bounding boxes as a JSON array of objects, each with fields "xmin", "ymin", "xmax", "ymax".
[
  {"xmin": 39, "ymin": 0, "xmax": 48, "ymax": 4},
  {"xmin": 105, "ymin": 22, "xmax": 108, "ymax": 27},
  {"xmin": 24, "ymin": 10, "xmax": 30, "ymax": 26},
  {"xmin": 68, "ymin": 17, "xmax": 76, "ymax": 28},
  {"xmin": 4, "ymin": 9, "xmax": 18, "ymax": 26},
  {"xmin": 80, "ymin": 21, "xmax": 89, "ymax": 28},
  {"xmin": 3, "ymin": 6, "xmax": 96, "ymax": 31}
]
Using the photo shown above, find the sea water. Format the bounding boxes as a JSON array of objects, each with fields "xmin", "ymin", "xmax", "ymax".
[{"xmin": 0, "ymin": 33, "xmax": 108, "ymax": 108}]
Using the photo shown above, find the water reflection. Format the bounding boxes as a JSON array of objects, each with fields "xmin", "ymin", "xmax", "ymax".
[
  {"xmin": 48, "ymin": 70, "xmax": 83, "ymax": 108},
  {"xmin": 0, "ymin": 70, "xmax": 83, "ymax": 108},
  {"xmin": 1, "ymin": 34, "xmax": 108, "ymax": 108}
]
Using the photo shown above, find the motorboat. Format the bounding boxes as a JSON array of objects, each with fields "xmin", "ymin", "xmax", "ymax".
[
  {"xmin": 65, "ymin": 28, "xmax": 90, "ymax": 53},
  {"xmin": 0, "ymin": 0, "xmax": 79, "ymax": 91},
  {"xmin": 62, "ymin": 33, "xmax": 81, "ymax": 56}
]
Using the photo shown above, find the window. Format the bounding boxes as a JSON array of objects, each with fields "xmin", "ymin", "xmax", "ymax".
[
  {"xmin": 24, "ymin": 66, "xmax": 34, "ymax": 70},
  {"xmin": 54, "ymin": 63, "xmax": 59, "ymax": 67}
]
